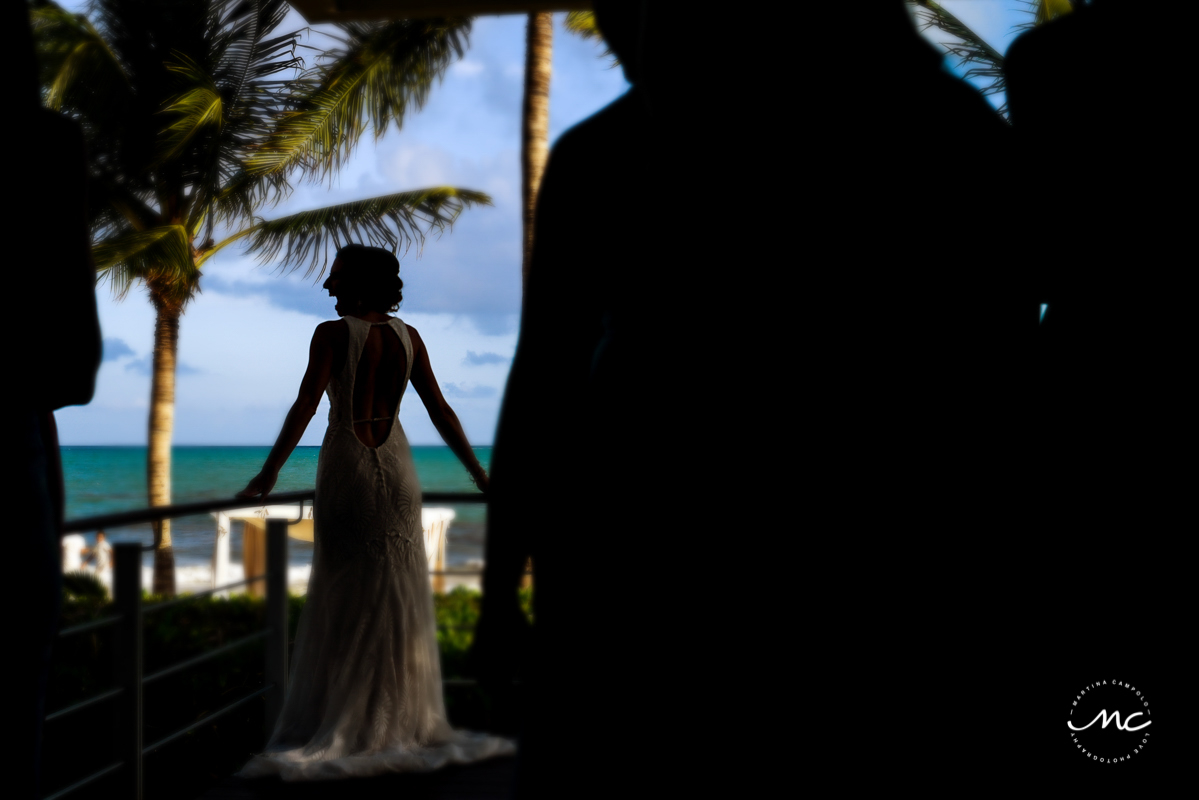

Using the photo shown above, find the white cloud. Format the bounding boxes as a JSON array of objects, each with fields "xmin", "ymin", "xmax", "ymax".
[
  {"xmin": 383, "ymin": 142, "xmax": 457, "ymax": 187},
  {"xmin": 451, "ymin": 59, "xmax": 486, "ymax": 77},
  {"xmin": 102, "ymin": 337, "xmax": 136, "ymax": 362},
  {"xmin": 463, "ymin": 350, "xmax": 513, "ymax": 366},
  {"xmin": 441, "ymin": 382, "xmax": 498, "ymax": 399}
]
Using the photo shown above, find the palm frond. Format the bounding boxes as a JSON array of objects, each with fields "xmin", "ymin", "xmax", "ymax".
[
  {"xmin": 189, "ymin": 2, "xmax": 304, "ymax": 221},
  {"xmin": 31, "ymin": 1, "xmax": 131, "ymax": 118},
  {"xmin": 107, "ymin": 191, "xmax": 160, "ymax": 233},
  {"xmin": 1036, "ymin": 0, "xmax": 1076, "ymax": 25},
  {"xmin": 93, "ymin": 225, "xmax": 195, "ymax": 302},
  {"xmin": 910, "ymin": 0, "xmax": 1009, "ymax": 119},
  {"xmin": 564, "ymin": 10, "xmax": 601, "ymax": 41},
  {"xmin": 210, "ymin": 0, "xmax": 285, "ymax": 102},
  {"xmin": 85, "ymin": 174, "xmax": 159, "ymax": 235},
  {"xmin": 38, "ymin": 1, "xmax": 481, "ymax": 306},
  {"xmin": 179, "ymin": 3, "xmax": 305, "ymax": 236},
  {"xmin": 229, "ymin": 187, "xmax": 491, "ymax": 279},
  {"xmin": 155, "ymin": 52, "xmax": 224, "ymax": 166},
  {"xmin": 564, "ymin": 10, "xmax": 619, "ymax": 66},
  {"xmin": 245, "ymin": 18, "xmax": 470, "ymax": 184},
  {"xmin": 1010, "ymin": 0, "xmax": 1076, "ymax": 38},
  {"xmin": 204, "ymin": 169, "xmax": 273, "ymax": 232}
]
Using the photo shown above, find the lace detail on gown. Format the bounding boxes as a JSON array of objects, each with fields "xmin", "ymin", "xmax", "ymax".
[{"xmin": 237, "ymin": 317, "xmax": 514, "ymax": 781}]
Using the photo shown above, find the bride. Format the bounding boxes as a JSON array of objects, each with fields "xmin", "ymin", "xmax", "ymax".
[{"xmin": 235, "ymin": 244, "xmax": 515, "ymax": 780}]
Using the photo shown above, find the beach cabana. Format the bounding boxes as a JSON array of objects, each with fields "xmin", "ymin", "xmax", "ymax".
[{"xmin": 61, "ymin": 534, "xmax": 87, "ymax": 573}]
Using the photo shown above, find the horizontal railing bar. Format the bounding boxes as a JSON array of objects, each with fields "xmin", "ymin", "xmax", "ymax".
[
  {"xmin": 44, "ymin": 687, "xmax": 124, "ymax": 723},
  {"xmin": 428, "ymin": 570, "xmax": 532, "ymax": 575},
  {"xmin": 422, "ymin": 492, "xmax": 487, "ymax": 503},
  {"xmin": 143, "ymin": 684, "xmax": 274, "ymax": 756},
  {"xmin": 441, "ymin": 678, "xmax": 522, "ymax": 687},
  {"xmin": 61, "ymin": 491, "xmax": 316, "ymax": 533},
  {"xmin": 61, "ymin": 489, "xmax": 486, "ymax": 533},
  {"xmin": 41, "ymin": 760, "xmax": 124, "ymax": 800},
  {"xmin": 57, "ymin": 615, "xmax": 122, "ymax": 638},
  {"xmin": 142, "ymin": 575, "xmax": 267, "ymax": 613},
  {"xmin": 143, "ymin": 630, "xmax": 271, "ymax": 686}
]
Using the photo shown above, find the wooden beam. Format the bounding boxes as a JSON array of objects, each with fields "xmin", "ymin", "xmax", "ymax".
[{"xmin": 289, "ymin": 0, "xmax": 590, "ymax": 23}]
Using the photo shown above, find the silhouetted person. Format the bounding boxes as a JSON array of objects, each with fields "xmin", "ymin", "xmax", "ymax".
[
  {"xmin": 1002, "ymin": 0, "xmax": 1189, "ymax": 785},
  {"xmin": 234, "ymin": 245, "xmax": 512, "ymax": 779},
  {"xmin": 476, "ymin": 2, "xmax": 709, "ymax": 796},
  {"xmin": 1006, "ymin": 0, "xmax": 1190, "ymax": 571},
  {"xmin": 757, "ymin": 3, "xmax": 1062, "ymax": 784},
  {"xmin": 83, "ymin": 531, "xmax": 113, "ymax": 575},
  {"xmin": 476, "ymin": 0, "xmax": 1046, "ymax": 793},
  {"xmin": 13, "ymin": 1, "xmax": 103, "ymax": 796}
]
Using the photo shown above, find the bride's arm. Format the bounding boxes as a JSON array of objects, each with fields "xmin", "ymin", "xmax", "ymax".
[
  {"xmin": 238, "ymin": 322, "xmax": 338, "ymax": 498},
  {"xmin": 407, "ymin": 326, "xmax": 488, "ymax": 491}
]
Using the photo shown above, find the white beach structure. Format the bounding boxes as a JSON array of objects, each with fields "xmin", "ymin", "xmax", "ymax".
[
  {"xmin": 60, "ymin": 507, "xmax": 475, "ymax": 596},
  {"xmin": 62, "ymin": 534, "xmax": 87, "ymax": 572},
  {"xmin": 210, "ymin": 505, "xmax": 461, "ymax": 595}
]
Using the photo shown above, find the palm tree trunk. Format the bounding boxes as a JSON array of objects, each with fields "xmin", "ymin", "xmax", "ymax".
[
  {"xmin": 518, "ymin": 12, "xmax": 552, "ymax": 591},
  {"xmin": 148, "ymin": 294, "xmax": 179, "ymax": 596},
  {"xmin": 521, "ymin": 11, "xmax": 553, "ymax": 294}
]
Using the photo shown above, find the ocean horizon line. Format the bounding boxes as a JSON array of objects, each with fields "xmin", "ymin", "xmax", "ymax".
[{"xmin": 59, "ymin": 443, "xmax": 493, "ymax": 448}]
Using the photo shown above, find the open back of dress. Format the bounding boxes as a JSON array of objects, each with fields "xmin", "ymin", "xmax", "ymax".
[
  {"xmin": 238, "ymin": 316, "xmax": 513, "ymax": 780},
  {"xmin": 351, "ymin": 321, "xmax": 407, "ymax": 448}
]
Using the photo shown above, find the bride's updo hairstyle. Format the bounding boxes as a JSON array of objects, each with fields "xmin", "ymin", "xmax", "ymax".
[{"xmin": 334, "ymin": 244, "xmax": 403, "ymax": 313}]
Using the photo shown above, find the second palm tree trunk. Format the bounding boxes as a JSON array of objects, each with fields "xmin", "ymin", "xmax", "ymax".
[
  {"xmin": 519, "ymin": 12, "xmax": 552, "ymax": 590},
  {"xmin": 521, "ymin": 12, "xmax": 552, "ymax": 293},
  {"xmin": 148, "ymin": 295, "xmax": 179, "ymax": 596}
]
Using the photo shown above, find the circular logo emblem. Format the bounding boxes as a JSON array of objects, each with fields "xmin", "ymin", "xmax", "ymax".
[{"xmin": 1067, "ymin": 680, "xmax": 1152, "ymax": 764}]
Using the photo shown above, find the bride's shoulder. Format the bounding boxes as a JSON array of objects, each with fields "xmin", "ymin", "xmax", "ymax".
[
  {"xmin": 314, "ymin": 318, "xmax": 348, "ymax": 333},
  {"xmin": 313, "ymin": 319, "xmax": 349, "ymax": 346}
]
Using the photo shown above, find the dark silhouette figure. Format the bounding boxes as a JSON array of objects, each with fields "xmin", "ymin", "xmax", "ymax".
[
  {"xmin": 1001, "ymin": 0, "xmax": 1189, "ymax": 785},
  {"xmin": 476, "ymin": 3, "xmax": 700, "ymax": 795},
  {"xmin": 234, "ymin": 245, "xmax": 509, "ymax": 779},
  {"xmin": 13, "ymin": 1, "xmax": 103, "ymax": 796},
  {"xmin": 476, "ymin": 1, "xmax": 1043, "ymax": 793}
]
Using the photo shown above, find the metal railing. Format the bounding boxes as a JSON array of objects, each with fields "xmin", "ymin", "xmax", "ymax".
[{"xmin": 47, "ymin": 489, "xmax": 488, "ymax": 800}]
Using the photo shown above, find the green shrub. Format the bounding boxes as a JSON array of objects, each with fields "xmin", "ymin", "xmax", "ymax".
[
  {"xmin": 433, "ymin": 586, "xmax": 534, "ymax": 677},
  {"xmin": 62, "ymin": 570, "xmax": 109, "ymax": 602}
]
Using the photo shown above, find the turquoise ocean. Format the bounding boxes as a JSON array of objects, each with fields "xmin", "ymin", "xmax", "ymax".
[{"xmin": 61, "ymin": 446, "xmax": 491, "ymax": 571}]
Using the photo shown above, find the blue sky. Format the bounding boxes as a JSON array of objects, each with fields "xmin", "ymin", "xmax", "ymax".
[{"xmin": 55, "ymin": 1, "xmax": 1033, "ymax": 446}]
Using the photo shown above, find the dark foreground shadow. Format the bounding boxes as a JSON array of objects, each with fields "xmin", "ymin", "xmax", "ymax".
[
  {"xmin": 477, "ymin": 0, "xmax": 1193, "ymax": 793},
  {"xmin": 200, "ymin": 756, "xmax": 517, "ymax": 800}
]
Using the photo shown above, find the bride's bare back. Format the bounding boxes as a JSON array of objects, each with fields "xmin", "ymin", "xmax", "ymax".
[{"xmin": 349, "ymin": 322, "xmax": 407, "ymax": 448}]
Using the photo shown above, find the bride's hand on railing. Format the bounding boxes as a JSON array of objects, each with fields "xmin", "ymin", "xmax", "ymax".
[
  {"xmin": 470, "ymin": 469, "xmax": 489, "ymax": 494},
  {"xmin": 238, "ymin": 469, "xmax": 278, "ymax": 499}
]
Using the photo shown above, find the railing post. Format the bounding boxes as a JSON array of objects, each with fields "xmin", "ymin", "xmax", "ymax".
[
  {"xmin": 113, "ymin": 543, "xmax": 143, "ymax": 800},
  {"xmin": 264, "ymin": 519, "xmax": 288, "ymax": 739}
]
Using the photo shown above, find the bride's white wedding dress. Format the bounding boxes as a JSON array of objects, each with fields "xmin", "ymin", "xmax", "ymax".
[{"xmin": 238, "ymin": 316, "xmax": 515, "ymax": 781}]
